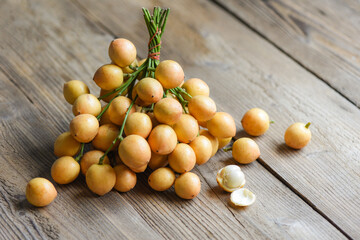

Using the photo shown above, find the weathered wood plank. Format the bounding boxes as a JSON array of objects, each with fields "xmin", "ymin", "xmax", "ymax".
[
  {"xmin": 213, "ymin": 0, "xmax": 360, "ymax": 106},
  {"xmin": 71, "ymin": 0, "xmax": 360, "ymax": 238},
  {"xmin": 0, "ymin": 0, "xmax": 347, "ymax": 239}
]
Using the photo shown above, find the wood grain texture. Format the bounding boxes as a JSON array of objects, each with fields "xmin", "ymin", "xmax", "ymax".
[
  {"xmin": 70, "ymin": 0, "xmax": 360, "ymax": 238},
  {"xmin": 213, "ymin": 0, "xmax": 360, "ymax": 107},
  {"xmin": 0, "ymin": 0, "xmax": 348, "ymax": 239}
]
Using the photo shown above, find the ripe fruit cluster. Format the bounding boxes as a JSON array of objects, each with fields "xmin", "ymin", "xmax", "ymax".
[
  {"xmin": 25, "ymin": 7, "xmax": 238, "ymax": 206},
  {"xmin": 25, "ymin": 7, "xmax": 312, "ymax": 208}
]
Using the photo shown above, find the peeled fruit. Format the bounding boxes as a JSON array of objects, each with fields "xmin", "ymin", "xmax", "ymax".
[
  {"xmin": 174, "ymin": 172, "xmax": 201, "ymax": 199},
  {"xmin": 200, "ymin": 129, "xmax": 219, "ymax": 157},
  {"xmin": 108, "ymin": 96, "xmax": 135, "ymax": 125},
  {"xmin": 172, "ymin": 114, "xmax": 199, "ymax": 143},
  {"xmin": 51, "ymin": 156, "xmax": 80, "ymax": 184},
  {"xmin": 155, "ymin": 60, "xmax": 184, "ymax": 89},
  {"xmin": 114, "ymin": 164, "xmax": 137, "ymax": 192},
  {"xmin": 148, "ymin": 124, "xmax": 177, "ymax": 155},
  {"xmin": 182, "ymin": 78, "xmax": 209, "ymax": 100},
  {"xmin": 80, "ymin": 150, "xmax": 110, "ymax": 175},
  {"xmin": 241, "ymin": 108, "xmax": 270, "ymax": 136},
  {"xmin": 148, "ymin": 151, "xmax": 168, "ymax": 170},
  {"xmin": 124, "ymin": 112, "xmax": 152, "ymax": 138},
  {"xmin": 86, "ymin": 164, "xmax": 116, "ymax": 196},
  {"xmin": 188, "ymin": 96, "xmax": 216, "ymax": 122},
  {"xmin": 93, "ymin": 64, "xmax": 123, "ymax": 90},
  {"xmin": 109, "ymin": 38, "xmax": 137, "ymax": 68},
  {"xmin": 207, "ymin": 112, "xmax": 236, "ymax": 138},
  {"xmin": 54, "ymin": 132, "xmax": 81, "ymax": 157},
  {"xmin": 72, "ymin": 94, "xmax": 101, "ymax": 117},
  {"xmin": 168, "ymin": 143, "xmax": 196, "ymax": 173},
  {"xmin": 118, "ymin": 135, "xmax": 151, "ymax": 173},
  {"xmin": 148, "ymin": 167, "xmax": 175, "ymax": 191},
  {"xmin": 136, "ymin": 77, "xmax": 163, "ymax": 103},
  {"xmin": 92, "ymin": 124, "xmax": 120, "ymax": 151},
  {"xmin": 63, "ymin": 80, "xmax": 90, "ymax": 105},
  {"xmin": 230, "ymin": 188, "xmax": 256, "ymax": 207},
  {"xmin": 216, "ymin": 165, "xmax": 245, "ymax": 192},
  {"xmin": 232, "ymin": 138, "xmax": 260, "ymax": 164},
  {"xmin": 154, "ymin": 98, "xmax": 182, "ymax": 125},
  {"xmin": 189, "ymin": 136, "xmax": 212, "ymax": 165},
  {"xmin": 284, "ymin": 122, "xmax": 312, "ymax": 149},
  {"xmin": 70, "ymin": 114, "xmax": 99, "ymax": 143},
  {"xmin": 26, "ymin": 178, "xmax": 57, "ymax": 207}
]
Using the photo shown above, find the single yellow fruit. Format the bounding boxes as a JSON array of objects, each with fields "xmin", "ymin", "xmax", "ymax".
[
  {"xmin": 26, "ymin": 178, "xmax": 57, "ymax": 207},
  {"xmin": 148, "ymin": 167, "xmax": 175, "ymax": 191},
  {"xmin": 51, "ymin": 156, "xmax": 80, "ymax": 184},
  {"xmin": 207, "ymin": 112, "xmax": 236, "ymax": 138},
  {"xmin": 232, "ymin": 138, "xmax": 260, "ymax": 164},
  {"xmin": 54, "ymin": 131, "xmax": 81, "ymax": 157},
  {"xmin": 63, "ymin": 80, "xmax": 89, "ymax": 105},
  {"xmin": 174, "ymin": 172, "xmax": 201, "ymax": 199},
  {"xmin": 86, "ymin": 164, "xmax": 116, "ymax": 196},
  {"xmin": 284, "ymin": 122, "xmax": 311, "ymax": 149},
  {"xmin": 241, "ymin": 108, "xmax": 270, "ymax": 136},
  {"xmin": 113, "ymin": 164, "xmax": 137, "ymax": 192}
]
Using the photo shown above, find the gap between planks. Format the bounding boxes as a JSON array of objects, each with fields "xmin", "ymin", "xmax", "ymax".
[
  {"xmin": 68, "ymin": 0, "xmax": 353, "ymax": 239},
  {"xmin": 209, "ymin": 0, "xmax": 358, "ymax": 109}
]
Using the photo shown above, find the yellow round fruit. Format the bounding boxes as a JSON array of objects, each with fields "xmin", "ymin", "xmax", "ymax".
[
  {"xmin": 108, "ymin": 38, "xmax": 137, "ymax": 68},
  {"xmin": 93, "ymin": 64, "xmax": 123, "ymax": 90},
  {"xmin": 174, "ymin": 172, "xmax": 201, "ymax": 200},
  {"xmin": 207, "ymin": 112, "xmax": 236, "ymax": 138},
  {"xmin": 92, "ymin": 124, "xmax": 120, "ymax": 151},
  {"xmin": 199, "ymin": 129, "xmax": 219, "ymax": 157},
  {"xmin": 118, "ymin": 135, "xmax": 151, "ymax": 173},
  {"xmin": 168, "ymin": 143, "xmax": 196, "ymax": 173},
  {"xmin": 51, "ymin": 156, "xmax": 80, "ymax": 184},
  {"xmin": 54, "ymin": 131, "xmax": 81, "ymax": 157},
  {"xmin": 148, "ymin": 151, "xmax": 168, "ymax": 170},
  {"xmin": 232, "ymin": 138, "xmax": 260, "ymax": 164},
  {"xmin": 172, "ymin": 114, "xmax": 199, "ymax": 143},
  {"xmin": 124, "ymin": 112, "xmax": 152, "ymax": 138},
  {"xmin": 182, "ymin": 78, "xmax": 209, "ymax": 100},
  {"xmin": 241, "ymin": 108, "xmax": 270, "ymax": 136},
  {"xmin": 284, "ymin": 122, "xmax": 312, "ymax": 149},
  {"xmin": 72, "ymin": 94, "xmax": 101, "ymax": 117},
  {"xmin": 189, "ymin": 136, "xmax": 212, "ymax": 165},
  {"xmin": 80, "ymin": 150, "xmax": 110, "ymax": 175},
  {"xmin": 26, "ymin": 178, "xmax": 57, "ymax": 207},
  {"xmin": 108, "ymin": 96, "xmax": 135, "ymax": 125},
  {"xmin": 188, "ymin": 96, "xmax": 216, "ymax": 122},
  {"xmin": 69, "ymin": 114, "xmax": 99, "ymax": 143},
  {"xmin": 154, "ymin": 98, "xmax": 182, "ymax": 125},
  {"xmin": 63, "ymin": 80, "xmax": 89, "ymax": 105},
  {"xmin": 148, "ymin": 167, "xmax": 175, "ymax": 191},
  {"xmin": 86, "ymin": 164, "xmax": 116, "ymax": 196},
  {"xmin": 155, "ymin": 60, "xmax": 184, "ymax": 89},
  {"xmin": 148, "ymin": 124, "xmax": 177, "ymax": 155},
  {"xmin": 114, "ymin": 164, "xmax": 137, "ymax": 192},
  {"xmin": 136, "ymin": 78, "xmax": 163, "ymax": 103}
]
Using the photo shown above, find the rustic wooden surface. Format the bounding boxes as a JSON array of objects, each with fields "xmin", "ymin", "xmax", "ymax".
[{"xmin": 0, "ymin": 0, "xmax": 359, "ymax": 239}]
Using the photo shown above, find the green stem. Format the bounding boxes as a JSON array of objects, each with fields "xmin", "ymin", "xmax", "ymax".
[
  {"xmin": 75, "ymin": 143, "xmax": 85, "ymax": 162},
  {"xmin": 269, "ymin": 120, "xmax": 275, "ymax": 124},
  {"xmin": 305, "ymin": 122, "xmax": 311, "ymax": 128},
  {"xmin": 223, "ymin": 146, "xmax": 232, "ymax": 152},
  {"xmin": 98, "ymin": 96, "xmax": 138, "ymax": 165},
  {"xmin": 176, "ymin": 87, "xmax": 192, "ymax": 99}
]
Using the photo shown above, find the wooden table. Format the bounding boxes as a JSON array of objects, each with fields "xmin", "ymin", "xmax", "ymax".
[{"xmin": 1, "ymin": 0, "xmax": 359, "ymax": 239}]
